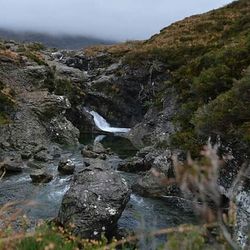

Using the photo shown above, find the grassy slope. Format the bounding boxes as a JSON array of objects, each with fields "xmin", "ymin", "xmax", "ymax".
[{"xmin": 87, "ymin": 0, "xmax": 250, "ymax": 155}]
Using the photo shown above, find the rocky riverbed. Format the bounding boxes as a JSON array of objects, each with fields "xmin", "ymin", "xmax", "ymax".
[{"xmin": 0, "ymin": 135, "xmax": 197, "ymax": 248}]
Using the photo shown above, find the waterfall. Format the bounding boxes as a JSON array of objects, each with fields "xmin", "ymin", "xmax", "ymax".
[{"xmin": 85, "ymin": 108, "xmax": 131, "ymax": 133}]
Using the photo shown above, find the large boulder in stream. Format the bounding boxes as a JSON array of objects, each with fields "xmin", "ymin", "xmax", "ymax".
[
  {"xmin": 58, "ymin": 159, "xmax": 75, "ymax": 175},
  {"xmin": 30, "ymin": 170, "xmax": 53, "ymax": 183},
  {"xmin": 58, "ymin": 165, "xmax": 131, "ymax": 239}
]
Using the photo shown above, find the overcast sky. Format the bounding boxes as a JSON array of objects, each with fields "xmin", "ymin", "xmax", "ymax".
[{"xmin": 0, "ymin": 0, "xmax": 233, "ymax": 41}]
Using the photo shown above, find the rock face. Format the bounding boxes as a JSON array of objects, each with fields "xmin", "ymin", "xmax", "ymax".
[
  {"xmin": 128, "ymin": 89, "xmax": 177, "ymax": 148},
  {"xmin": 81, "ymin": 142, "xmax": 110, "ymax": 160},
  {"xmin": 58, "ymin": 165, "xmax": 131, "ymax": 239},
  {"xmin": 0, "ymin": 59, "xmax": 79, "ymax": 156}
]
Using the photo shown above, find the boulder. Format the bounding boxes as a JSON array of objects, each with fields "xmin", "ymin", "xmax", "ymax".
[
  {"xmin": 21, "ymin": 151, "xmax": 32, "ymax": 160},
  {"xmin": 81, "ymin": 144, "xmax": 108, "ymax": 159},
  {"xmin": 58, "ymin": 159, "xmax": 75, "ymax": 175},
  {"xmin": 27, "ymin": 161, "xmax": 45, "ymax": 169},
  {"xmin": 34, "ymin": 150, "xmax": 52, "ymax": 162},
  {"xmin": 0, "ymin": 156, "xmax": 24, "ymax": 174},
  {"xmin": 132, "ymin": 170, "xmax": 181, "ymax": 198},
  {"xmin": 92, "ymin": 142, "xmax": 108, "ymax": 154},
  {"xmin": 81, "ymin": 148, "xmax": 99, "ymax": 159},
  {"xmin": 118, "ymin": 157, "xmax": 150, "ymax": 173},
  {"xmin": 58, "ymin": 165, "xmax": 131, "ymax": 239},
  {"xmin": 30, "ymin": 170, "xmax": 53, "ymax": 183}
]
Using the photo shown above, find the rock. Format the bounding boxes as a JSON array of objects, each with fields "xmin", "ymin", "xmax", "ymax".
[
  {"xmin": 81, "ymin": 148, "xmax": 99, "ymax": 158},
  {"xmin": 81, "ymin": 143, "xmax": 109, "ymax": 160},
  {"xmin": 93, "ymin": 142, "xmax": 107, "ymax": 154},
  {"xmin": 58, "ymin": 165, "xmax": 131, "ymax": 239},
  {"xmin": 24, "ymin": 65, "xmax": 47, "ymax": 79},
  {"xmin": 118, "ymin": 157, "xmax": 150, "ymax": 173},
  {"xmin": 161, "ymin": 196, "xmax": 197, "ymax": 213},
  {"xmin": 55, "ymin": 64, "xmax": 88, "ymax": 81},
  {"xmin": 27, "ymin": 161, "xmax": 45, "ymax": 169},
  {"xmin": 0, "ymin": 141, "xmax": 11, "ymax": 149},
  {"xmin": 151, "ymin": 150, "xmax": 173, "ymax": 174},
  {"xmin": 34, "ymin": 150, "xmax": 52, "ymax": 162},
  {"xmin": 49, "ymin": 116, "xmax": 80, "ymax": 145},
  {"xmin": 132, "ymin": 169, "xmax": 181, "ymax": 198},
  {"xmin": 58, "ymin": 159, "xmax": 75, "ymax": 175},
  {"xmin": 0, "ymin": 156, "xmax": 24, "ymax": 174},
  {"xmin": 30, "ymin": 170, "xmax": 53, "ymax": 183},
  {"xmin": 21, "ymin": 151, "xmax": 32, "ymax": 160},
  {"xmin": 118, "ymin": 150, "xmax": 172, "ymax": 174}
]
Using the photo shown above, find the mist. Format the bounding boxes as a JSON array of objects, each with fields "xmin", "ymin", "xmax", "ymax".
[{"xmin": 0, "ymin": 0, "xmax": 233, "ymax": 41}]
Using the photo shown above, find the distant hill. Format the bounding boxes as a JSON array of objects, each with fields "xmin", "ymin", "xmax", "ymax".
[{"xmin": 0, "ymin": 28, "xmax": 115, "ymax": 49}]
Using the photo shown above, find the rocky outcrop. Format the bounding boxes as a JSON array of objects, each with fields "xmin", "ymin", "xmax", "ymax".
[
  {"xmin": 58, "ymin": 164, "xmax": 131, "ymax": 239},
  {"xmin": 129, "ymin": 88, "xmax": 177, "ymax": 148},
  {"xmin": 119, "ymin": 148, "xmax": 178, "ymax": 197},
  {"xmin": 81, "ymin": 142, "xmax": 111, "ymax": 160}
]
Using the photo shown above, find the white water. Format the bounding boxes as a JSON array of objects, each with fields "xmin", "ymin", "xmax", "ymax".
[
  {"xmin": 94, "ymin": 135, "xmax": 107, "ymax": 143},
  {"xmin": 85, "ymin": 109, "xmax": 131, "ymax": 133}
]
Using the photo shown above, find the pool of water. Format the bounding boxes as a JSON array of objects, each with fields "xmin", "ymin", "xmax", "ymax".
[{"xmin": 80, "ymin": 133, "xmax": 138, "ymax": 159}]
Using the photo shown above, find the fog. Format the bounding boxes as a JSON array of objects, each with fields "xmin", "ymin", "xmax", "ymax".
[{"xmin": 0, "ymin": 0, "xmax": 233, "ymax": 41}]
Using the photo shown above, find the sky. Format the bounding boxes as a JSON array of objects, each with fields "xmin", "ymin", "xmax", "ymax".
[{"xmin": 0, "ymin": 0, "xmax": 233, "ymax": 41}]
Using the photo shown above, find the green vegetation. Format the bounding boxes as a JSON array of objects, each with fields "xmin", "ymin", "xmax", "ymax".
[
  {"xmin": 0, "ymin": 80, "xmax": 15, "ymax": 125},
  {"xmin": 24, "ymin": 50, "xmax": 47, "ymax": 66},
  {"xmin": 119, "ymin": 0, "xmax": 250, "ymax": 155},
  {"xmin": 43, "ymin": 68, "xmax": 85, "ymax": 106},
  {"xmin": 0, "ymin": 222, "xmax": 113, "ymax": 250}
]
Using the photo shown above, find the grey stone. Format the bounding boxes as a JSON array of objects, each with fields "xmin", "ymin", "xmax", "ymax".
[
  {"xmin": 30, "ymin": 170, "xmax": 53, "ymax": 183},
  {"xmin": 58, "ymin": 165, "xmax": 130, "ymax": 239},
  {"xmin": 58, "ymin": 159, "xmax": 75, "ymax": 175}
]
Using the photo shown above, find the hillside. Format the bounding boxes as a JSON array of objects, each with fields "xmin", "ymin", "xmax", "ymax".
[{"xmin": 85, "ymin": 0, "xmax": 250, "ymax": 156}]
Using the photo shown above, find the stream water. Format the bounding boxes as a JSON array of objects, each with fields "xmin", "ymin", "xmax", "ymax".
[{"xmin": 0, "ymin": 111, "xmax": 197, "ymax": 248}]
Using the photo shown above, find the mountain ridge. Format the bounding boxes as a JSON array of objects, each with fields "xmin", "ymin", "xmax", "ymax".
[{"xmin": 0, "ymin": 28, "xmax": 115, "ymax": 49}]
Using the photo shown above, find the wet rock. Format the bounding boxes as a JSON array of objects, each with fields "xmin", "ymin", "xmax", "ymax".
[
  {"xmin": 27, "ymin": 161, "xmax": 45, "ymax": 169},
  {"xmin": 58, "ymin": 165, "xmax": 131, "ymax": 239},
  {"xmin": 0, "ymin": 156, "xmax": 24, "ymax": 174},
  {"xmin": 118, "ymin": 157, "xmax": 150, "ymax": 173},
  {"xmin": 93, "ymin": 142, "xmax": 108, "ymax": 154},
  {"xmin": 81, "ymin": 144, "xmax": 109, "ymax": 159},
  {"xmin": 132, "ymin": 169, "xmax": 181, "ymax": 198},
  {"xmin": 81, "ymin": 148, "xmax": 99, "ymax": 159},
  {"xmin": 34, "ymin": 150, "xmax": 52, "ymax": 162},
  {"xmin": 30, "ymin": 170, "xmax": 53, "ymax": 183},
  {"xmin": 0, "ymin": 141, "xmax": 11, "ymax": 150},
  {"xmin": 34, "ymin": 145, "xmax": 47, "ymax": 154},
  {"xmin": 161, "ymin": 196, "xmax": 197, "ymax": 213},
  {"xmin": 58, "ymin": 159, "xmax": 75, "ymax": 175},
  {"xmin": 21, "ymin": 151, "xmax": 32, "ymax": 160}
]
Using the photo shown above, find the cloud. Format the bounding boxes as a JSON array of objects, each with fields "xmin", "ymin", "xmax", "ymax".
[{"xmin": 0, "ymin": 0, "xmax": 232, "ymax": 41}]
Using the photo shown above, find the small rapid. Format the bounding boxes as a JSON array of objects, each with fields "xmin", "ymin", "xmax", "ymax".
[{"xmin": 85, "ymin": 108, "xmax": 131, "ymax": 133}]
